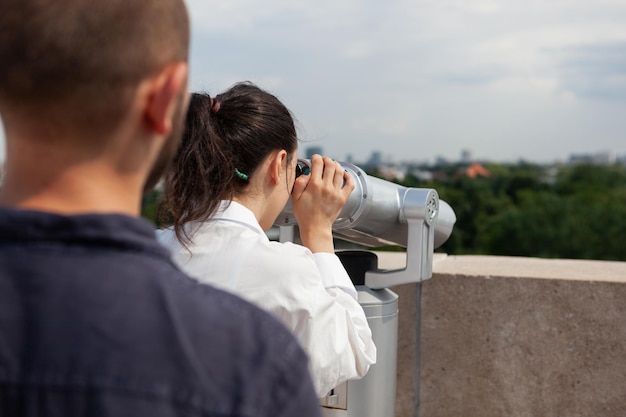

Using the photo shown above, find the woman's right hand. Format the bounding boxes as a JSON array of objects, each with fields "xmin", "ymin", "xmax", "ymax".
[{"xmin": 291, "ymin": 155, "xmax": 355, "ymax": 253}]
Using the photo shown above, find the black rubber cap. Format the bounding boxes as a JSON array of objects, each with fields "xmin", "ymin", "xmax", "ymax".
[{"xmin": 336, "ymin": 250, "xmax": 379, "ymax": 286}]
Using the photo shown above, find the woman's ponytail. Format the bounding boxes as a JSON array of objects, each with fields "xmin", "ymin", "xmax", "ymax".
[{"xmin": 159, "ymin": 82, "xmax": 298, "ymax": 246}]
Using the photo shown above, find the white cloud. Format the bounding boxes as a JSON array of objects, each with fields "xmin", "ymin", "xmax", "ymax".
[
  {"xmin": 2, "ymin": 0, "xmax": 625, "ymax": 164},
  {"xmin": 186, "ymin": 0, "xmax": 363, "ymax": 35}
]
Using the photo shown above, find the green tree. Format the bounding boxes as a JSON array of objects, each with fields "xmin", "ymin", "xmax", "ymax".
[{"xmin": 394, "ymin": 162, "xmax": 626, "ymax": 261}]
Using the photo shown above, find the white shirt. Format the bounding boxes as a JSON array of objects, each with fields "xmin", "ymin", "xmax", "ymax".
[{"xmin": 157, "ymin": 201, "xmax": 376, "ymax": 397}]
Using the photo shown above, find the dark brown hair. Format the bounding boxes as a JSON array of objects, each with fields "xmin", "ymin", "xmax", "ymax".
[
  {"xmin": 158, "ymin": 82, "xmax": 298, "ymax": 245},
  {"xmin": 0, "ymin": 0, "xmax": 189, "ymax": 134}
]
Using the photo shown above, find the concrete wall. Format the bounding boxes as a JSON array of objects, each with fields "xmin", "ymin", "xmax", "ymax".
[{"xmin": 377, "ymin": 253, "xmax": 626, "ymax": 417}]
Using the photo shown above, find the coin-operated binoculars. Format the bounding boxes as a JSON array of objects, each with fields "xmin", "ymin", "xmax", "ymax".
[{"xmin": 275, "ymin": 160, "xmax": 456, "ymax": 417}]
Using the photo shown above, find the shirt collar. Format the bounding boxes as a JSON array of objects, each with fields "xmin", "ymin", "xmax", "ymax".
[
  {"xmin": 209, "ymin": 200, "xmax": 266, "ymax": 236},
  {"xmin": 0, "ymin": 207, "xmax": 170, "ymax": 258}
]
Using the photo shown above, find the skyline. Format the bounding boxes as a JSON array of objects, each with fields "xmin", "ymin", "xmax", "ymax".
[{"xmin": 2, "ymin": 0, "xmax": 626, "ymax": 164}]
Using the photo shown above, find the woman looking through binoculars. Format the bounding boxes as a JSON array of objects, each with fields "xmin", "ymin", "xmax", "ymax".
[{"xmin": 157, "ymin": 82, "xmax": 376, "ymax": 397}]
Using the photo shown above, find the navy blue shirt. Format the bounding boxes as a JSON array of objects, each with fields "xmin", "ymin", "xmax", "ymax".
[{"xmin": 0, "ymin": 208, "xmax": 322, "ymax": 417}]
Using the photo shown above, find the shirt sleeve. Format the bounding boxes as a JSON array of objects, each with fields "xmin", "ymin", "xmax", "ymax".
[
  {"xmin": 312, "ymin": 252, "xmax": 358, "ymax": 300},
  {"xmin": 279, "ymin": 248, "xmax": 377, "ymax": 398}
]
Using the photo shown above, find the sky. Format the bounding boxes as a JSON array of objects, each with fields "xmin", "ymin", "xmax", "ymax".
[{"xmin": 2, "ymin": 0, "xmax": 625, "ymax": 164}]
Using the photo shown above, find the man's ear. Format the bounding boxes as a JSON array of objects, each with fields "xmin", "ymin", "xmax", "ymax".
[
  {"xmin": 268, "ymin": 150, "xmax": 287, "ymax": 185},
  {"xmin": 142, "ymin": 62, "xmax": 188, "ymax": 135}
]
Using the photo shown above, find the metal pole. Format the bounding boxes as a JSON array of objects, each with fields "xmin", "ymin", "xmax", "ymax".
[{"xmin": 414, "ymin": 283, "xmax": 422, "ymax": 417}]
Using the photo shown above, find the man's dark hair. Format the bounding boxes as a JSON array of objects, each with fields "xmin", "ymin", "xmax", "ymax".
[{"xmin": 0, "ymin": 0, "xmax": 189, "ymax": 133}]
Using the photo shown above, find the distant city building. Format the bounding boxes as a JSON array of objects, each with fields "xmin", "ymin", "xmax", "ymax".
[
  {"xmin": 568, "ymin": 154, "xmax": 593, "ymax": 164},
  {"xmin": 378, "ymin": 165, "xmax": 406, "ymax": 181},
  {"xmin": 366, "ymin": 151, "xmax": 382, "ymax": 168},
  {"xmin": 410, "ymin": 169, "xmax": 433, "ymax": 182},
  {"xmin": 460, "ymin": 163, "xmax": 491, "ymax": 178},
  {"xmin": 435, "ymin": 156, "xmax": 449, "ymax": 166},
  {"xmin": 461, "ymin": 149, "xmax": 473, "ymax": 164},
  {"xmin": 540, "ymin": 167, "xmax": 559, "ymax": 185},
  {"xmin": 594, "ymin": 151, "xmax": 616, "ymax": 165},
  {"xmin": 568, "ymin": 151, "xmax": 616, "ymax": 165},
  {"xmin": 305, "ymin": 146, "xmax": 323, "ymax": 159}
]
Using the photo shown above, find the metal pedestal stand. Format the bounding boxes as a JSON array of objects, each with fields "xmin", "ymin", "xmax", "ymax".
[{"xmin": 321, "ymin": 251, "xmax": 399, "ymax": 417}]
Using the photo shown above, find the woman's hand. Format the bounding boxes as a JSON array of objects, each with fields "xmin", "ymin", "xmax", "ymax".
[{"xmin": 291, "ymin": 155, "xmax": 355, "ymax": 253}]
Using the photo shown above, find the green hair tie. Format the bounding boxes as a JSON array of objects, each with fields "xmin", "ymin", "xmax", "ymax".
[{"xmin": 234, "ymin": 168, "xmax": 249, "ymax": 181}]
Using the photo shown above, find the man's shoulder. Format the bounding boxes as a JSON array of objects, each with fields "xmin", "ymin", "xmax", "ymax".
[
  {"xmin": 166, "ymin": 271, "xmax": 299, "ymax": 345},
  {"xmin": 0, "ymin": 209, "xmax": 322, "ymax": 416},
  {"xmin": 0, "ymin": 241, "xmax": 321, "ymax": 416},
  {"xmin": 135, "ymin": 272, "xmax": 321, "ymax": 415}
]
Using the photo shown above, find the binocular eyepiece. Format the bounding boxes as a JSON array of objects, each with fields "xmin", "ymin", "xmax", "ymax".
[{"xmin": 295, "ymin": 160, "xmax": 311, "ymax": 179}]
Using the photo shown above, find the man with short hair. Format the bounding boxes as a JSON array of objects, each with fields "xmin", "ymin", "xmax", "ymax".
[{"xmin": 0, "ymin": 0, "xmax": 322, "ymax": 415}]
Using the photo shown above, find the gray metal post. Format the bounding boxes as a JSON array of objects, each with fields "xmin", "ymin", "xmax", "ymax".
[
  {"xmin": 414, "ymin": 283, "xmax": 422, "ymax": 417},
  {"xmin": 321, "ymin": 285, "xmax": 399, "ymax": 417}
]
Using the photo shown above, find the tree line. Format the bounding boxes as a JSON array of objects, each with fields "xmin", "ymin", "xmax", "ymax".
[{"xmin": 396, "ymin": 162, "xmax": 626, "ymax": 261}]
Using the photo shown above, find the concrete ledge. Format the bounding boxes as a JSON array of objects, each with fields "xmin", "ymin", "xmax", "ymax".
[
  {"xmin": 434, "ymin": 255, "xmax": 626, "ymax": 282},
  {"xmin": 376, "ymin": 253, "xmax": 626, "ymax": 417}
]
